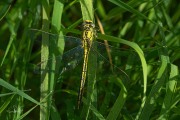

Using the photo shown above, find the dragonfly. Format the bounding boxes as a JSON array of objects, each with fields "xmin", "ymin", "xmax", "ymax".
[
  {"xmin": 30, "ymin": 20, "xmax": 135, "ymax": 109},
  {"xmin": 78, "ymin": 20, "xmax": 96, "ymax": 109}
]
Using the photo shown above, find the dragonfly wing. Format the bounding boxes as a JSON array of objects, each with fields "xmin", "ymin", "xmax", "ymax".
[
  {"xmin": 60, "ymin": 45, "xmax": 84, "ymax": 75},
  {"xmin": 33, "ymin": 46, "xmax": 84, "ymax": 75},
  {"xmin": 29, "ymin": 29, "xmax": 84, "ymax": 75},
  {"xmin": 90, "ymin": 41, "xmax": 139, "ymax": 83}
]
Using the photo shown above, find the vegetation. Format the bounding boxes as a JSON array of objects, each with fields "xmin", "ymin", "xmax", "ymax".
[{"xmin": 0, "ymin": 0, "xmax": 179, "ymax": 119}]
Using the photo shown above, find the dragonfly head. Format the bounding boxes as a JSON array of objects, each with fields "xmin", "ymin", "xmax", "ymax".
[{"xmin": 82, "ymin": 20, "xmax": 95, "ymax": 30}]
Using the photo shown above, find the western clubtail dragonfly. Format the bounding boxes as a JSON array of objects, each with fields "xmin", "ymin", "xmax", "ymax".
[{"xmin": 29, "ymin": 20, "xmax": 137, "ymax": 109}]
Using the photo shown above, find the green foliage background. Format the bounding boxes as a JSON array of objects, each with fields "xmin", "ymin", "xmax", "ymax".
[{"xmin": 0, "ymin": 0, "xmax": 179, "ymax": 120}]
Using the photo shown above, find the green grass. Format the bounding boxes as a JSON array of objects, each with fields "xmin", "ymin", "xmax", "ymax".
[{"xmin": 0, "ymin": 0, "xmax": 180, "ymax": 120}]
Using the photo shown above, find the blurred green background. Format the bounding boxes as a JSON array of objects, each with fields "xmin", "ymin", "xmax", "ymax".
[{"xmin": 0, "ymin": 0, "xmax": 179, "ymax": 120}]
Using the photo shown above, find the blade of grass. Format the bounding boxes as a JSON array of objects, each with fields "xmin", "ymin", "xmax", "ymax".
[
  {"xmin": 0, "ymin": 94, "xmax": 15, "ymax": 114},
  {"xmin": 80, "ymin": 0, "xmax": 94, "ymax": 21},
  {"xmin": 82, "ymin": 97, "xmax": 105, "ymax": 120},
  {"xmin": 138, "ymin": 55, "xmax": 169, "ymax": 120},
  {"xmin": 49, "ymin": 0, "xmax": 64, "ymax": 118},
  {"xmin": 159, "ymin": 64, "xmax": 178, "ymax": 119},
  {"xmin": 106, "ymin": 77, "xmax": 127, "ymax": 120},
  {"xmin": 108, "ymin": 0, "xmax": 156, "ymax": 25},
  {"xmin": 0, "ymin": 28, "xmax": 16, "ymax": 66},
  {"xmin": 0, "ymin": 78, "xmax": 41, "ymax": 105},
  {"xmin": 17, "ymin": 91, "xmax": 53, "ymax": 120},
  {"xmin": 40, "ymin": 0, "xmax": 50, "ymax": 119}
]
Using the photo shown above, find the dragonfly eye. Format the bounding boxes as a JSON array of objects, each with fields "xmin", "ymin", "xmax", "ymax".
[{"xmin": 90, "ymin": 23, "xmax": 95, "ymax": 28}]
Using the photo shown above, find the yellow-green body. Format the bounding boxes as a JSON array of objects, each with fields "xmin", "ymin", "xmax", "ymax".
[{"xmin": 77, "ymin": 20, "xmax": 95, "ymax": 109}]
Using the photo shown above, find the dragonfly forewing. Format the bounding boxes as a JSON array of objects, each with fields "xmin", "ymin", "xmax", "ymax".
[
  {"xmin": 29, "ymin": 29, "xmax": 84, "ymax": 76},
  {"xmin": 90, "ymin": 41, "xmax": 138, "ymax": 79}
]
